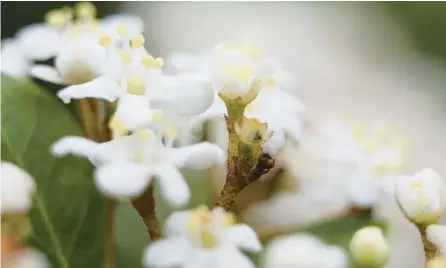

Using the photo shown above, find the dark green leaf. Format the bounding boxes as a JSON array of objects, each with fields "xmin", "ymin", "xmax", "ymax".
[{"xmin": 1, "ymin": 75, "xmax": 106, "ymax": 268}]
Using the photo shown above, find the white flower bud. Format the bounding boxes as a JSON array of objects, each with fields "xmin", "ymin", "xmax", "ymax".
[
  {"xmin": 349, "ymin": 226, "xmax": 388, "ymax": 267},
  {"xmin": 394, "ymin": 168, "xmax": 446, "ymax": 226},
  {"xmin": 1, "ymin": 162, "xmax": 36, "ymax": 214}
]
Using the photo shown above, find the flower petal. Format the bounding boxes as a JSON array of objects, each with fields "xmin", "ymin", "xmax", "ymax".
[
  {"xmin": 170, "ymin": 142, "xmax": 225, "ymax": 170},
  {"xmin": 1, "ymin": 162, "xmax": 35, "ymax": 214},
  {"xmin": 1, "ymin": 39, "xmax": 29, "ymax": 78},
  {"xmin": 51, "ymin": 136, "xmax": 103, "ymax": 163},
  {"xmin": 164, "ymin": 211, "xmax": 192, "ymax": 237},
  {"xmin": 30, "ymin": 65, "xmax": 64, "ymax": 85},
  {"xmin": 155, "ymin": 165, "xmax": 190, "ymax": 207},
  {"xmin": 143, "ymin": 238, "xmax": 191, "ymax": 267},
  {"xmin": 57, "ymin": 76, "xmax": 122, "ymax": 103},
  {"xmin": 224, "ymin": 224, "xmax": 262, "ymax": 253},
  {"xmin": 150, "ymin": 76, "xmax": 214, "ymax": 117},
  {"xmin": 183, "ymin": 251, "xmax": 215, "ymax": 268},
  {"xmin": 16, "ymin": 23, "xmax": 60, "ymax": 60},
  {"xmin": 190, "ymin": 95, "xmax": 227, "ymax": 131},
  {"xmin": 114, "ymin": 93, "xmax": 153, "ymax": 131},
  {"xmin": 215, "ymin": 247, "xmax": 255, "ymax": 268},
  {"xmin": 281, "ymin": 113, "xmax": 305, "ymax": 143},
  {"xmin": 94, "ymin": 162, "xmax": 153, "ymax": 198}
]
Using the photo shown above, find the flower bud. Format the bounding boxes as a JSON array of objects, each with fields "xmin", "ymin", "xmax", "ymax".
[
  {"xmin": 235, "ymin": 117, "xmax": 273, "ymax": 145},
  {"xmin": 349, "ymin": 226, "xmax": 389, "ymax": 267},
  {"xmin": 394, "ymin": 168, "xmax": 446, "ymax": 226}
]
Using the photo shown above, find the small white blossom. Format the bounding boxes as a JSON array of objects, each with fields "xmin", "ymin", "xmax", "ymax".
[
  {"xmin": 144, "ymin": 206, "xmax": 261, "ymax": 268},
  {"xmin": 349, "ymin": 226, "xmax": 388, "ymax": 267},
  {"xmin": 263, "ymin": 234, "xmax": 348, "ymax": 268},
  {"xmin": 15, "ymin": 2, "xmax": 143, "ymax": 84},
  {"xmin": 3, "ymin": 248, "xmax": 50, "ymax": 268},
  {"xmin": 395, "ymin": 168, "xmax": 446, "ymax": 225},
  {"xmin": 427, "ymin": 224, "xmax": 446, "ymax": 256},
  {"xmin": 51, "ymin": 129, "xmax": 224, "ymax": 206},
  {"xmin": 1, "ymin": 162, "xmax": 36, "ymax": 214},
  {"xmin": 1, "ymin": 39, "xmax": 31, "ymax": 78}
]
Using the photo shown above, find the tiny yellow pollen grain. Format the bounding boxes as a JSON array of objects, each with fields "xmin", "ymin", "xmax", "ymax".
[
  {"xmin": 126, "ymin": 75, "xmax": 145, "ymax": 95},
  {"xmin": 141, "ymin": 55, "xmax": 155, "ymax": 67},
  {"xmin": 265, "ymin": 76, "xmax": 276, "ymax": 87},
  {"xmin": 45, "ymin": 10, "xmax": 68, "ymax": 27},
  {"xmin": 151, "ymin": 110, "xmax": 163, "ymax": 122},
  {"xmin": 165, "ymin": 126, "xmax": 178, "ymax": 139},
  {"xmin": 131, "ymin": 34, "xmax": 145, "ymax": 48},
  {"xmin": 75, "ymin": 1, "xmax": 97, "ymax": 19},
  {"xmin": 136, "ymin": 129, "xmax": 150, "ymax": 141},
  {"xmin": 108, "ymin": 116, "xmax": 128, "ymax": 137},
  {"xmin": 155, "ymin": 58, "xmax": 164, "ymax": 68},
  {"xmin": 99, "ymin": 35, "xmax": 111, "ymax": 47},
  {"xmin": 117, "ymin": 23, "xmax": 128, "ymax": 36},
  {"xmin": 223, "ymin": 212, "xmax": 236, "ymax": 227},
  {"xmin": 61, "ymin": 6, "xmax": 74, "ymax": 21},
  {"xmin": 119, "ymin": 50, "xmax": 131, "ymax": 64}
]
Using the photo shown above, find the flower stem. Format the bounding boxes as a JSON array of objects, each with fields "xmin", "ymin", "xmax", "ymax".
[
  {"xmin": 131, "ymin": 183, "xmax": 163, "ymax": 241},
  {"xmin": 103, "ymin": 199, "xmax": 117, "ymax": 268},
  {"xmin": 418, "ymin": 225, "xmax": 437, "ymax": 266}
]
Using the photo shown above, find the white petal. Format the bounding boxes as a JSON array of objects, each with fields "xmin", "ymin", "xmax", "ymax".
[
  {"xmin": 168, "ymin": 52, "xmax": 210, "ymax": 73},
  {"xmin": 143, "ymin": 238, "xmax": 191, "ymax": 267},
  {"xmin": 190, "ymin": 95, "xmax": 226, "ymax": 131},
  {"xmin": 263, "ymin": 128, "xmax": 286, "ymax": 155},
  {"xmin": 51, "ymin": 136, "xmax": 106, "ymax": 163},
  {"xmin": 224, "ymin": 224, "xmax": 262, "ymax": 253},
  {"xmin": 170, "ymin": 142, "xmax": 225, "ymax": 169},
  {"xmin": 150, "ymin": 76, "xmax": 215, "ymax": 116},
  {"xmin": 57, "ymin": 76, "xmax": 122, "ymax": 103},
  {"xmin": 1, "ymin": 39, "xmax": 29, "ymax": 78},
  {"xmin": 215, "ymin": 247, "xmax": 255, "ymax": 268},
  {"xmin": 1, "ymin": 162, "xmax": 35, "ymax": 214},
  {"xmin": 114, "ymin": 93, "xmax": 153, "ymax": 131},
  {"xmin": 155, "ymin": 165, "xmax": 190, "ymax": 207},
  {"xmin": 30, "ymin": 65, "xmax": 64, "ymax": 84},
  {"xmin": 94, "ymin": 162, "xmax": 153, "ymax": 198},
  {"xmin": 101, "ymin": 14, "xmax": 144, "ymax": 37},
  {"xmin": 16, "ymin": 23, "xmax": 60, "ymax": 60},
  {"xmin": 164, "ymin": 211, "xmax": 192, "ymax": 237},
  {"xmin": 183, "ymin": 250, "xmax": 215, "ymax": 268},
  {"xmin": 427, "ymin": 224, "xmax": 446, "ymax": 256},
  {"xmin": 281, "ymin": 113, "xmax": 305, "ymax": 143}
]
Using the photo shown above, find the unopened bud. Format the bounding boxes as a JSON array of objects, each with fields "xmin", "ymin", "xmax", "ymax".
[
  {"xmin": 349, "ymin": 226, "xmax": 389, "ymax": 268},
  {"xmin": 235, "ymin": 117, "xmax": 272, "ymax": 145}
]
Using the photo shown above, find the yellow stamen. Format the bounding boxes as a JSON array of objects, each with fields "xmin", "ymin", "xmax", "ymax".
[
  {"xmin": 119, "ymin": 50, "xmax": 131, "ymax": 64},
  {"xmin": 223, "ymin": 212, "xmax": 236, "ymax": 227},
  {"xmin": 165, "ymin": 126, "xmax": 178, "ymax": 139},
  {"xmin": 141, "ymin": 55, "xmax": 155, "ymax": 67},
  {"xmin": 70, "ymin": 22, "xmax": 82, "ymax": 36},
  {"xmin": 45, "ymin": 9, "xmax": 68, "ymax": 27},
  {"xmin": 151, "ymin": 110, "xmax": 163, "ymax": 122},
  {"xmin": 61, "ymin": 6, "xmax": 74, "ymax": 21},
  {"xmin": 265, "ymin": 76, "xmax": 276, "ymax": 87},
  {"xmin": 109, "ymin": 116, "xmax": 128, "ymax": 137},
  {"xmin": 99, "ymin": 35, "xmax": 112, "ymax": 47},
  {"xmin": 117, "ymin": 23, "xmax": 128, "ymax": 36},
  {"xmin": 131, "ymin": 34, "xmax": 145, "ymax": 48},
  {"xmin": 126, "ymin": 75, "xmax": 145, "ymax": 95},
  {"xmin": 136, "ymin": 129, "xmax": 151, "ymax": 141},
  {"xmin": 223, "ymin": 64, "xmax": 253, "ymax": 80},
  {"xmin": 155, "ymin": 58, "xmax": 164, "ymax": 68},
  {"xmin": 75, "ymin": 2, "xmax": 97, "ymax": 19}
]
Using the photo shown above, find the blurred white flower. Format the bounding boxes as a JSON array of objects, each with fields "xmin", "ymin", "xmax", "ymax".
[
  {"xmin": 0, "ymin": 39, "xmax": 31, "ymax": 78},
  {"xmin": 427, "ymin": 224, "xmax": 446, "ymax": 256},
  {"xmin": 1, "ymin": 162, "xmax": 36, "ymax": 214},
  {"xmin": 3, "ymin": 248, "xmax": 50, "ymax": 268},
  {"xmin": 57, "ymin": 32, "xmax": 214, "ymax": 135},
  {"xmin": 144, "ymin": 206, "xmax": 261, "ymax": 268},
  {"xmin": 263, "ymin": 234, "xmax": 348, "ymax": 268},
  {"xmin": 395, "ymin": 168, "xmax": 446, "ymax": 225},
  {"xmin": 51, "ymin": 128, "xmax": 224, "ymax": 206},
  {"xmin": 171, "ymin": 43, "xmax": 306, "ymax": 153},
  {"xmin": 349, "ymin": 226, "xmax": 389, "ymax": 267},
  {"xmin": 15, "ymin": 2, "xmax": 143, "ymax": 84}
]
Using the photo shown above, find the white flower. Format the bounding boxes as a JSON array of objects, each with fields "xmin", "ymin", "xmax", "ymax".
[
  {"xmin": 51, "ymin": 128, "xmax": 225, "ymax": 206},
  {"xmin": 349, "ymin": 226, "xmax": 388, "ymax": 267},
  {"xmin": 144, "ymin": 206, "xmax": 261, "ymax": 268},
  {"xmin": 56, "ymin": 32, "xmax": 214, "ymax": 135},
  {"xmin": 1, "ymin": 39, "xmax": 31, "ymax": 78},
  {"xmin": 15, "ymin": 2, "xmax": 143, "ymax": 84},
  {"xmin": 3, "ymin": 248, "xmax": 50, "ymax": 268},
  {"xmin": 394, "ymin": 168, "xmax": 446, "ymax": 225},
  {"xmin": 1, "ymin": 162, "xmax": 36, "ymax": 214},
  {"xmin": 427, "ymin": 224, "xmax": 446, "ymax": 256},
  {"xmin": 263, "ymin": 234, "xmax": 348, "ymax": 268}
]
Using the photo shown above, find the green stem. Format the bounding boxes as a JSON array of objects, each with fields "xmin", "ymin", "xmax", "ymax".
[{"xmin": 418, "ymin": 225, "xmax": 438, "ymax": 266}]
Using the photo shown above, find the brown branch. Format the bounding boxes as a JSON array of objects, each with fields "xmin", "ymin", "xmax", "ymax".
[
  {"xmin": 418, "ymin": 226, "xmax": 437, "ymax": 265},
  {"xmin": 131, "ymin": 183, "xmax": 163, "ymax": 241}
]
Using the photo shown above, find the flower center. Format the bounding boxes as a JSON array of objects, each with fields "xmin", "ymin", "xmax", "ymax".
[{"xmin": 222, "ymin": 63, "xmax": 254, "ymax": 81}]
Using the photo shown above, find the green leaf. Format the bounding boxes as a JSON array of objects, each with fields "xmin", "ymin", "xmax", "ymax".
[
  {"xmin": 116, "ymin": 168, "xmax": 216, "ymax": 268},
  {"xmin": 1, "ymin": 75, "xmax": 106, "ymax": 268}
]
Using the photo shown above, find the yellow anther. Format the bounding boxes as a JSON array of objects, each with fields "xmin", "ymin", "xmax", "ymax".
[
  {"xmin": 126, "ymin": 75, "xmax": 145, "ymax": 95},
  {"xmin": 265, "ymin": 76, "xmax": 276, "ymax": 87},
  {"xmin": 136, "ymin": 129, "xmax": 151, "ymax": 141},
  {"xmin": 131, "ymin": 34, "xmax": 145, "ymax": 48},
  {"xmin": 141, "ymin": 55, "xmax": 155, "ymax": 67},
  {"xmin": 223, "ymin": 212, "xmax": 236, "ymax": 227},
  {"xmin": 223, "ymin": 64, "xmax": 254, "ymax": 80},
  {"xmin": 350, "ymin": 123, "xmax": 365, "ymax": 138},
  {"xmin": 70, "ymin": 22, "xmax": 82, "ymax": 36},
  {"xmin": 61, "ymin": 6, "xmax": 74, "ymax": 21},
  {"xmin": 45, "ymin": 9, "xmax": 68, "ymax": 27},
  {"xmin": 119, "ymin": 49, "xmax": 132, "ymax": 64},
  {"xmin": 99, "ymin": 35, "xmax": 112, "ymax": 47},
  {"xmin": 117, "ymin": 23, "xmax": 128, "ymax": 36},
  {"xmin": 108, "ymin": 116, "xmax": 128, "ymax": 137},
  {"xmin": 165, "ymin": 126, "xmax": 178, "ymax": 138},
  {"xmin": 201, "ymin": 230, "xmax": 217, "ymax": 248},
  {"xmin": 151, "ymin": 110, "xmax": 163, "ymax": 122},
  {"xmin": 155, "ymin": 58, "xmax": 164, "ymax": 68},
  {"xmin": 75, "ymin": 2, "xmax": 97, "ymax": 19}
]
